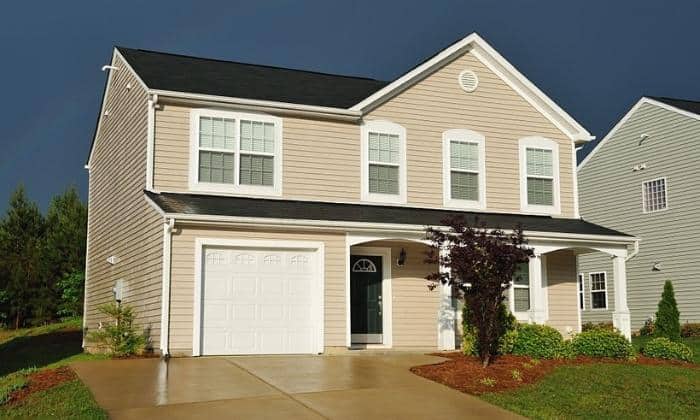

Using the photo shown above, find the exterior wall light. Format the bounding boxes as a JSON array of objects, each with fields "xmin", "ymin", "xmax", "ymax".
[{"xmin": 397, "ymin": 248, "xmax": 407, "ymax": 267}]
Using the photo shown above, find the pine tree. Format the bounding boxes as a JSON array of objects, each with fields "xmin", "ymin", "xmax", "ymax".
[{"xmin": 654, "ymin": 280, "xmax": 681, "ymax": 341}]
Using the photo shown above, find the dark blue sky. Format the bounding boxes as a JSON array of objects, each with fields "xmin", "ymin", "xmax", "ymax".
[{"xmin": 1, "ymin": 1, "xmax": 699, "ymax": 212}]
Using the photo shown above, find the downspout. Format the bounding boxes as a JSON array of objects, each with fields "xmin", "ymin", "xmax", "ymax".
[
  {"xmin": 159, "ymin": 217, "xmax": 174, "ymax": 357},
  {"xmin": 146, "ymin": 94, "xmax": 158, "ymax": 191},
  {"xmin": 626, "ymin": 239, "xmax": 640, "ymax": 262}
]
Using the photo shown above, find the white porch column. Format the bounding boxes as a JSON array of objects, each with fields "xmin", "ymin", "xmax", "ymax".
[
  {"xmin": 612, "ymin": 256, "xmax": 632, "ymax": 340},
  {"xmin": 437, "ymin": 246, "xmax": 456, "ymax": 350},
  {"xmin": 528, "ymin": 253, "xmax": 547, "ymax": 324}
]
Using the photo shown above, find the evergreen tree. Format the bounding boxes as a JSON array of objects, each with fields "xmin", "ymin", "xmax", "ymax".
[{"xmin": 654, "ymin": 280, "xmax": 681, "ymax": 341}]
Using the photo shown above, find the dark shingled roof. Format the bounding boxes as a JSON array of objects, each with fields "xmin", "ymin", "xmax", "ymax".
[
  {"xmin": 146, "ymin": 191, "xmax": 632, "ymax": 238},
  {"xmin": 117, "ymin": 47, "xmax": 388, "ymax": 109},
  {"xmin": 647, "ymin": 96, "xmax": 700, "ymax": 116}
]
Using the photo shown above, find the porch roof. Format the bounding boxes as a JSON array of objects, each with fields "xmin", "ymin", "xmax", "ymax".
[{"xmin": 145, "ymin": 191, "xmax": 632, "ymax": 239}]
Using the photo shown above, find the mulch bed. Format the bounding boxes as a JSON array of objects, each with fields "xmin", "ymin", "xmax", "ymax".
[
  {"xmin": 6, "ymin": 367, "xmax": 75, "ymax": 405},
  {"xmin": 410, "ymin": 352, "xmax": 696, "ymax": 395}
]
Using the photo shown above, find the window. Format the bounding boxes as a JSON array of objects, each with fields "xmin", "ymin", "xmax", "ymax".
[
  {"xmin": 512, "ymin": 263, "xmax": 530, "ymax": 312},
  {"xmin": 442, "ymin": 129, "xmax": 486, "ymax": 209},
  {"xmin": 190, "ymin": 110, "xmax": 282, "ymax": 195},
  {"xmin": 589, "ymin": 272, "xmax": 607, "ymax": 310},
  {"xmin": 577, "ymin": 273, "xmax": 585, "ymax": 310},
  {"xmin": 642, "ymin": 177, "xmax": 668, "ymax": 213},
  {"xmin": 361, "ymin": 120, "xmax": 406, "ymax": 203},
  {"xmin": 519, "ymin": 137, "xmax": 560, "ymax": 214}
]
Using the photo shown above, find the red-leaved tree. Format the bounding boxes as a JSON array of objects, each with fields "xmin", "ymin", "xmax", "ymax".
[{"xmin": 425, "ymin": 216, "xmax": 533, "ymax": 367}]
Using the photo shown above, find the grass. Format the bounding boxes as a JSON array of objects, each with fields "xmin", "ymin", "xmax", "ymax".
[
  {"xmin": 482, "ymin": 362, "xmax": 700, "ymax": 419},
  {"xmin": 0, "ymin": 319, "xmax": 107, "ymax": 418},
  {"xmin": 633, "ymin": 336, "xmax": 700, "ymax": 363}
]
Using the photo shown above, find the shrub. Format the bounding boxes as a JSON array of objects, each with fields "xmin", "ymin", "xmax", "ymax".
[
  {"xmin": 571, "ymin": 328, "xmax": 635, "ymax": 359},
  {"xmin": 642, "ymin": 337, "xmax": 693, "ymax": 362},
  {"xmin": 681, "ymin": 322, "xmax": 700, "ymax": 338},
  {"xmin": 512, "ymin": 324, "xmax": 567, "ymax": 359},
  {"xmin": 86, "ymin": 303, "xmax": 147, "ymax": 356},
  {"xmin": 582, "ymin": 321, "xmax": 614, "ymax": 332},
  {"xmin": 639, "ymin": 317, "xmax": 655, "ymax": 336},
  {"xmin": 479, "ymin": 377, "xmax": 497, "ymax": 387},
  {"xmin": 654, "ymin": 281, "xmax": 681, "ymax": 341},
  {"xmin": 462, "ymin": 302, "xmax": 517, "ymax": 356}
]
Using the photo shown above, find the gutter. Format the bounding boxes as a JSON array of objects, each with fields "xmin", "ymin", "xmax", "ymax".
[
  {"xmin": 626, "ymin": 239, "xmax": 640, "ymax": 261},
  {"xmin": 159, "ymin": 217, "xmax": 175, "ymax": 357}
]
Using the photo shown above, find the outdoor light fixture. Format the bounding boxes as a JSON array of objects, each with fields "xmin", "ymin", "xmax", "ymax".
[{"xmin": 397, "ymin": 248, "xmax": 407, "ymax": 267}]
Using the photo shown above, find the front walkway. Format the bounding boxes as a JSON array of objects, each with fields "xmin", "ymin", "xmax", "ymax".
[{"xmin": 72, "ymin": 354, "xmax": 520, "ymax": 419}]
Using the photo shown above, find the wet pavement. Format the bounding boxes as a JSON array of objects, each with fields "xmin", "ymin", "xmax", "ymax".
[{"xmin": 72, "ymin": 354, "xmax": 520, "ymax": 419}]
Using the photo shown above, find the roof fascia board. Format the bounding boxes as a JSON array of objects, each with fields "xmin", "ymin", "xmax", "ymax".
[
  {"xmin": 350, "ymin": 33, "xmax": 593, "ymax": 143},
  {"xmin": 577, "ymin": 97, "xmax": 700, "ymax": 170}
]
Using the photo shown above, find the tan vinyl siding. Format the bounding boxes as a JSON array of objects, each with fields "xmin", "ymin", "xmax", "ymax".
[
  {"xmin": 152, "ymin": 49, "xmax": 576, "ymax": 216},
  {"xmin": 578, "ymin": 102, "xmax": 700, "ymax": 329},
  {"xmin": 168, "ymin": 225, "xmax": 346, "ymax": 356},
  {"xmin": 545, "ymin": 250, "xmax": 579, "ymax": 337},
  {"xmin": 85, "ymin": 55, "xmax": 163, "ymax": 350}
]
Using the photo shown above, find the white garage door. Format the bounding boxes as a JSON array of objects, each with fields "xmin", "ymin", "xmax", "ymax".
[{"xmin": 201, "ymin": 246, "xmax": 320, "ymax": 355}]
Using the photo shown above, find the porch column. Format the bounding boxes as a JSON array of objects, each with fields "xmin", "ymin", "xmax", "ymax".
[
  {"xmin": 437, "ymin": 246, "xmax": 456, "ymax": 350},
  {"xmin": 612, "ymin": 256, "xmax": 632, "ymax": 340},
  {"xmin": 528, "ymin": 253, "xmax": 547, "ymax": 324}
]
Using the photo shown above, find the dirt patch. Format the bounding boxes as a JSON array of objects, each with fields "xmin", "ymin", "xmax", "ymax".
[
  {"xmin": 6, "ymin": 367, "xmax": 75, "ymax": 405},
  {"xmin": 412, "ymin": 353, "xmax": 696, "ymax": 395}
]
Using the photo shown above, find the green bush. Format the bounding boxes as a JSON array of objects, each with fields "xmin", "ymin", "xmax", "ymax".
[
  {"xmin": 639, "ymin": 317, "xmax": 655, "ymax": 336},
  {"xmin": 86, "ymin": 303, "xmax": 147, "ymax": 356},
  {"xmin": 461, "ymin": 302, "xmax": 517, "ymax": 356},
  {"xmin": 642, "ymin": 337, "xmax": 693, "ymax": 362},
  {"xmin": 582, "ymin": 321, "xmax": 614, "ymax": 332},
  {"xmin": 571, "ymin": 328, "xmax": 634, "ymax": 359},
  {"xmin": 512, "ymin": 324, "xmax": 568, "ymax": 359},
  {"xmin": 681, "ymin": 322, "xmax": 700, "ymax": 338},
  {"xmin": 654, "ymin": 281, "xmax": 681, "ymax": 341}
]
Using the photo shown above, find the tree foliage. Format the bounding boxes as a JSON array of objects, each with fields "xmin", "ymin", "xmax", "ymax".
[
  {"xmin": 654, "ymin": 280, "xmax": 681, "ymax": 341},
  {"xmin": 426, "ymin": 216, "xmax": 533, "ymax": 366},
  {"xmin": 85, "ymin": 303, "xmax": 146, "ymax": 356}
]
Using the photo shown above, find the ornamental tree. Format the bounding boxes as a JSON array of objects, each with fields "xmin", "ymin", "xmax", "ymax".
[
  {"xmin": 654, "ymin": 280, "xmax": 681, "ymax": 341},
  {"xmin": 425, "ymin": 216, "xmax": 533, "ymax": 367}
]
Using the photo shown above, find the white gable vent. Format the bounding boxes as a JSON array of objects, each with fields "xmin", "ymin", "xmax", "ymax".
[{"xmin": 458, "ymin": 69, "xmax": 479, "ymax": 92}]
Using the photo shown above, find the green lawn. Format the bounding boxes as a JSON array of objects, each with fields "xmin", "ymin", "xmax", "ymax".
[{"xmin": 0, "ymin": 319, "xmax": 107, "ymax": 419}]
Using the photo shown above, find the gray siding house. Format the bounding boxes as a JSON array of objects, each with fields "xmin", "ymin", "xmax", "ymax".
[{"xmin": 577, "ymin": 96, "xmax": 700, "ymax": 330}]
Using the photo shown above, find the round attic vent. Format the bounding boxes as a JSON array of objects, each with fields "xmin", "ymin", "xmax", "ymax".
[{"xmin": 458, "ymin": 69, "xmax": 479, "ymax": 92}]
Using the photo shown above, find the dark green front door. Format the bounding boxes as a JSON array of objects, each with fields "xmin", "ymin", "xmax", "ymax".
[{"xmin": 350, "ymin": 255, "xmax": 383, "ymax": 344}]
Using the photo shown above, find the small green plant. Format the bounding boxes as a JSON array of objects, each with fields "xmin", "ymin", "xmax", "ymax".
[
  {"xmin": 86, "ymin": 303, "xmax": 147, "ymax": 356},
  {"xmin": 479, "ymin": 377, "xmax": 497, "ymax": 387},
  {"xmin": 512, "ymin": 324, "xmax": 567, "ymax": 359},
  {"xmin": 639, "ymin": 317, "xmax": 655, "ymax": 336},
  {"xmin": 571, "ymin": 328, "xmax": 635, "ymax": 359},
  {"xmin": 642, "ymin": 337, "xmax": 693, "ymax": 362},
  {"xmin": 654, "ymin": 281, "xmax": 681, "ymax": 341},
  {"xmin": 582, "ymin": 321, "xmax": 615, "ymax": 332},
  {"xmin": 511, "ymin": 369, "xmax": 522, "ymax": 382},
  {"xmin": 529, "ymin": 358, "xmax": 541, "ymax": 366},
  {"xmin": 521, "ymin": 362, "xmax": 533, "ymax": 369},
  {"xmin": 681, "ymin": 322, "xmax": 700, "ymax": 338}
]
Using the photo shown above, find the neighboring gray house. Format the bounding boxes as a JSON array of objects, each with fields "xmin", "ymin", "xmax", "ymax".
[{"xmin": 577, "ymin": 96, "xmax": 700, "ymax": 330}]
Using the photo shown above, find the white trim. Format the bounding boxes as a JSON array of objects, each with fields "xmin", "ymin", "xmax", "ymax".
[
  {"xmin": 442, "ymin": 129, "xmax": 486, "ymax": 210},
  {"xmin": 578, "ymin": 97, "xmax": 700, "ymax": 170},
  {"xmin": 577, "ymin": 273, "xmax": 585, "ymax": 311},
  {"xmin": 159, "ymin": 218, "xmax": 174, "ymax": 355},
  {"xmin": 146, "ymin": 94, "xmax": 158, "ymax": 191},
  {"xmin": 519, "ymin": 136, "xmax": 561, "ymax": 215},
  {"xmin": 571, "ymin": 144, "xmax": 580, "ymax": 218},
  {"xmin": 348, "ymin": 246, "xmax": 393, "ymax": 348},
  {"xmin": 588, "ymin": 271, "xmax": 608, "ymax": 311},
  {"xmin": 188, "ymin": 108, "xmax": 282, "ymax": 197},
  {"xmin": 192, "ymin": 238, "xmax": 325, "ymax": 356},
  {"xmin": 361, "ymin": 120, "xmax": 407, "ymax": 204},
  {"xmin": 641, "ymin": 176, "xmax": 669, "ymax": 214},
  {"xmin": 350, "ymin": 33, "xmax": 592, "ymax": 143}
]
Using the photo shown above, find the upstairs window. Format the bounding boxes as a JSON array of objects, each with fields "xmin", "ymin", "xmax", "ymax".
[
  {"xmin": 519, "ymin": 137, "xmax": 560, "ymax": 214},
  {"xmin": 361, "ymin": 120, "xmax": 406, "ymax": 204},
  {"xmin": 589, "ymin": 272, "xmax": 608, "ymax": 310},
  {"xmin": 190, "ymin": 110, "xmax": 282, "ymax": 195},
  {"xmin": 642, "ymin": 177, "xmax": 668, "ymax": 213},
  {"xmin": 442, "ymin": 129, "xmax": 486, "ymax": 209}
]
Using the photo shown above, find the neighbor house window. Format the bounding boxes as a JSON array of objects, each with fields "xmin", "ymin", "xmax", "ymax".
[
  {"xmin": 642, "ymin": 177, "xmax": 668, "ymax": 213},
  {"xmin": 361, "ymin": 120, "xmax": 406, "ymax": 203},
  {"xmin": 512, "ymin": 263, "xmax": 530, "ymax": 312},
  {"xmin": 442, "ymin": 129, "xmax": 486, "ymax": 209},
  {"xmin": 190, "ymin": 110, "xmax": 281, "ymax": 195},
  {"xmin": 589, "ymin": 272, "xmax": 607, "ymax": 310},
  {"xmin": 519, "ymin": 137, "xmax": 560, "ymax": 214},
  {"xmin": 578, "ymin": 273, "xmax": 585, "ymax": 310}
]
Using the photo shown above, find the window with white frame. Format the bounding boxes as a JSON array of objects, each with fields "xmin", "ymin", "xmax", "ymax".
[
  {"xmin": 589, "ymin": 272, "xmax": 607, "ymax": 310},
  {"xmin": 642, "ymin": 177, "xmax": 668, "ymax": 213},
  {"xmin": 190, "ymin": 110, "xmax": 282, "ymax": 195},
  {"xmin": 519, "ymin": 137, "xmax": 560, "ymax": 214},
  {"xmin": 512, "ymin": 262, "xmax": 530, "ymax": 312},
  {"xmin": 361, "ymin": 120, "xmax": 406, "ymax": 203},
  {"xmin": 442, "ymin": 129, "xmax": 486, "ymax": 209},
  {"xmin": 577, "ymin": 273, "xmax": 585, "ymax": 310}
]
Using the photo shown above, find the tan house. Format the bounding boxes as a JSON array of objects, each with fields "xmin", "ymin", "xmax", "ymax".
[{"xmin": 84, "ymin": 33, "xmax": 636, "ymax": 357}]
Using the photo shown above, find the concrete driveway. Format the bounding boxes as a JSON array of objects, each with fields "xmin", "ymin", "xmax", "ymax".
[{"xmin": 72, "ymin": 354, "xmax": 519, "ymax": 419}]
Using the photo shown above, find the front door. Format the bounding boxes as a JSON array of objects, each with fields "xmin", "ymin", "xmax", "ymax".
[{"xmin": 350, "ymin": 255, "xmax": 383, "ymax": 344}]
